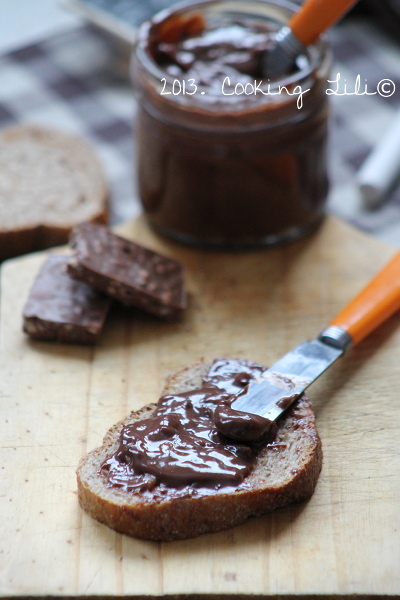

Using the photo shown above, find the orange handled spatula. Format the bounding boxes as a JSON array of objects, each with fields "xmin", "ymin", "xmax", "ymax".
[
  {"xmin": 224, "ymin": 252, "xmax": 400, "ymax": 439},
  {"xmin": 264, "ymin": 0, "xmax": 359, "ymax": 79}
]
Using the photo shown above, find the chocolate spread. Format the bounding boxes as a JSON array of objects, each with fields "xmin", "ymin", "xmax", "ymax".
[
  {"xmin": 135, "ymin": 6, "xmax": 330, "ymax": 247},
  {"xmin": 101, "ymin": 358, "xmax": 278, "ymax": 495},
  {"xmin": 154, "ymin": 18, "xmax": 275, "ymax": 87},
  {"xmin": 214, "ymin": 401, "xmax": 275, "ymax": 442}
]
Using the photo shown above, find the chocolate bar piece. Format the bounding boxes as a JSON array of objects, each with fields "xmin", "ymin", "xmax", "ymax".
[
  {"xmin": 23, "ymin": 255, "xmax": 112, "ymax": 344},
  {"xmin": 68, "ymin": 223, "xmax": 187, "ymax": 319}
]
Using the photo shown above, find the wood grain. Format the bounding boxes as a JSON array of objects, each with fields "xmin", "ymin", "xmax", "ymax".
[{"xmin": 1, "ymin": 216, "xmax": 400, "ymax": 598}]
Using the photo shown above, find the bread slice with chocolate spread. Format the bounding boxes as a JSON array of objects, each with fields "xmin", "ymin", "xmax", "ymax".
[{"xmin": 76, "ymin": 360, "xmax": 322, "ymax": 541}]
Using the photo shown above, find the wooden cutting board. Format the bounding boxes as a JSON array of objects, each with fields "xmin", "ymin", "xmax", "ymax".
[{"xmin": 1, "ymin": 216, "xmax": 400, "ymax": 598}]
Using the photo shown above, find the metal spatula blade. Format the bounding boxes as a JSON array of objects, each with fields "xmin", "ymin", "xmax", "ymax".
[
  {"xmin": 231, "ymin": 338, "xmax": 344, "ymax": 421},
  {"xmin": 230, "ymin": 251, "xmax": 400, "ymax": 424}
]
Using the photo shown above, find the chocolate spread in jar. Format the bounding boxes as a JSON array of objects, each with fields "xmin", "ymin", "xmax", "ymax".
[
  {"xmin": 100, "ymin": 358, "xmax": 277, "ymax": 496},
  {"xmin": 134, "ymin": 3, "xmax": 331, "ymax": 247}
]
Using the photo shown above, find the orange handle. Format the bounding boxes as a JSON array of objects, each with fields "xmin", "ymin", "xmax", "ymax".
[
  {"xmin": 290, "ymin": 0, "xmax": 359, "ymax": 46},
  {"xmin": 330, "ymin": 252, "xmax": 400, "ymax": 346}
]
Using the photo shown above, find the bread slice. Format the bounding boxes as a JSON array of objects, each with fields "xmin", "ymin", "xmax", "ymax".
[
  {"xmin": 77, "ymin": 360, "xmax": 322, "ymax": 541},
  {"xmin": 0, "ymin": 125, "xmax": 108, "ymax": 261}
]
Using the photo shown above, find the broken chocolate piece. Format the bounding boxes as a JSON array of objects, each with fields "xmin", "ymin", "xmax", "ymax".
[
  {"xmin": 23, "ymin": 254, "xmax": 111, "ymax": 344},
  {"xmin": 68, "ymin": 223, "xmax": 187, "ymax": 319}
]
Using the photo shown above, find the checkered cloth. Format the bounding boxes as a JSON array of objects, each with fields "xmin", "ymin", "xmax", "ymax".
[
  {"xmin": 1, "ymin": 19, "xmax": 400, "ymax": 246},
  {"xmin": 0, "ymin": 28, "xmax": 135, "ymax": 226}
]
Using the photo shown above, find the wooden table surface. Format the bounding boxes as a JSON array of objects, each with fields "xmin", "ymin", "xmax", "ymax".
[{"xmin": 1, "ymin": 216, "xmax": 400, "ymax": 598}]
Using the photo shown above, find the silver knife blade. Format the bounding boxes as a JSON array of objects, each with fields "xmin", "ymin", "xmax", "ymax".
[{"xmin": 231, "ymin": 339, "xmax": 344, "ymax": 421}]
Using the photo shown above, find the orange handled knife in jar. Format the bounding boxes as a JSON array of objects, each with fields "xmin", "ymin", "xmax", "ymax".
[{"xmin": 264, "ymin": 0, "xmax": 360, "ymax": 79}]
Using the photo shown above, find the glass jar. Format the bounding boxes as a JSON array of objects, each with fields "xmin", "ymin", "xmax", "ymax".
[{"xmin": 133, "ymin": 0, "xmax": 331, "ymax": 248}]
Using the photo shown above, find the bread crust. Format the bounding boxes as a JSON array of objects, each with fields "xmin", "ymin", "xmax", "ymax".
[
  {"xmin": 0, "ymin": 126, "xmax": 108, "ymax": 261},
  {"xmin": 77, "ymin": 361, "xmax": 322, "ymax": 541}
]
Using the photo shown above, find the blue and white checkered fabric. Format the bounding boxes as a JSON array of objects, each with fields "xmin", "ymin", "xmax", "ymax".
[{"xmin": 0, "ymin": 27, "xmax": 135, "ymax": 226}]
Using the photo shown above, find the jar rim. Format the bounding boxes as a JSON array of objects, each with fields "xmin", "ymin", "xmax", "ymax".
[{"xmin": 134, "ymin": 0, "xmax": 330, "ymax": 96}]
